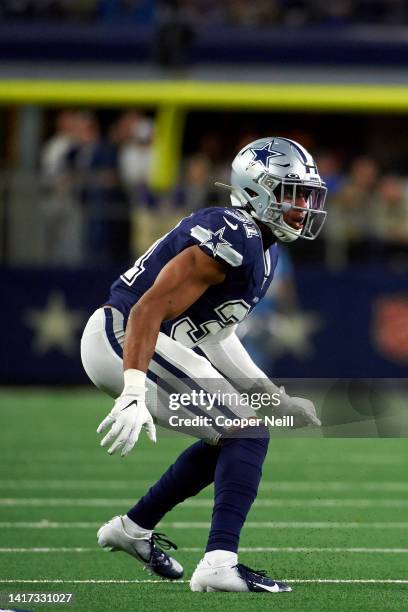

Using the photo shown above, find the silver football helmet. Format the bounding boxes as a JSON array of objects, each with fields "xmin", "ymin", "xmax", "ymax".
[{"xmin": 218, "ymin": 137, "xmax": 327, "ymax": 242}]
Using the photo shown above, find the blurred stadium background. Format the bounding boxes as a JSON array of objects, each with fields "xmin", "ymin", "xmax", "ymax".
[
  {"xmin": 0, "ymin": 2, "xmax": 408, "ymax": 611},
  {"xmin": 2, "ymin": 1, "xmax": 408, "ymax": 382}
]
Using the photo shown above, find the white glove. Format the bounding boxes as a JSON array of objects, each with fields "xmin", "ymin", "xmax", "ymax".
[
  {"xmin": 255, "ymin": 381, "xmax": 321, "ymax": 428},
  {"xmin": 282, "ymin": 393, "xmax": 321, "ymax": 428},
  {"xmin": 97, "ymin": 369, "xmax": 156, "ymax": 456}
]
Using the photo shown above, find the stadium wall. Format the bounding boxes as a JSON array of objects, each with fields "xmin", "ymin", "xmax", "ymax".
[{"xmin": 1, "ymin": 266, "xmax": 407, "ymax": 384}]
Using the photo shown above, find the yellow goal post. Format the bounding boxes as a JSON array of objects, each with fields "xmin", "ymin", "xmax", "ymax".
[{"xmin": 1, "ymin": 79, "xmax": 408, "ymax": 191}]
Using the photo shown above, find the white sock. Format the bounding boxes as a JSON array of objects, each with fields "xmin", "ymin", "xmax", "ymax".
[
  {"xmin": 122, "ymin": 515, "xmax": 152, "ymax": 538},
  {"xmin": 204, "ymin": 549, "xmax": 238, "ymax": 567}
]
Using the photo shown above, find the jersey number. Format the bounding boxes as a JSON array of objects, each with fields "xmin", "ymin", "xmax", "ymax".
[
  {"xmin": 170, "ymin": 300, "xmax": 250, "ymax": 347},
  {"xmin": 120, "ymin": 219, "xmax": 183, "ymax": 286},
  {"xmin": 120, "ymin": 237, "xmax": 165, "ymax": 286}
]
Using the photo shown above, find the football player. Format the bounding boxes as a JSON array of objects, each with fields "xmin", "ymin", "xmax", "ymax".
[{"xmin": 81, "ymin": 137, "xmax": 327, "ymax": 593}]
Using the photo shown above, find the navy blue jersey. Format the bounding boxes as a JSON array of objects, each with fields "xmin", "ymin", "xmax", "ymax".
[{"xmin": 108, "ymin": 207, "xmax": 278, "ymax": 348}]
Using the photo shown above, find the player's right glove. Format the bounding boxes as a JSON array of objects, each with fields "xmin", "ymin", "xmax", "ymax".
[{"xmin": 97, "ymin": 369, "xmax": 156, "ymax": 457}]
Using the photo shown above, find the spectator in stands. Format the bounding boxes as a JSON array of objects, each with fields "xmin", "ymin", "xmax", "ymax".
[
  {"xmin": 67, "ymin": 112, "xmax": 129, "ymax": 266},
  {"xmin": 0, "ymin": 0, "xmax": 96, "ymax": 20},
  {"xmin": 329, "ymin": 155, "xmax": 379, "ymax": 261},
  {"xmin": 1, "ymin": 0, "xmax": 408, "ymax": 26},
  {"xmin": 41, "ymin": 110, "xmax": 83, "ymax": 266},
  {"xmin": 115, "ymin": 111, "xmax": 154, "ymax": 197},
  {"xmin": 315, "ymin": 150, "xmax": 344, "ymax": 195},
  {"xmin": 153, "ymin": 0, "xmax": 195, "ymax": 68},
  {"xmin": 176, "ymin": 153, "xmax": 221, "ymax": 211},
  {"xmin": 112, "ymin": 110, "xmax": 154, "ymax": 257},
  {"xmin": 42, "ymin": 110, "xmax": 78, "ymax": 182},
  {"xmin": 226, "ymin": 0, "xmax": 279, "ymax": 26},
  {"xmin": 373, "ymin": 174, "xmax": 408, "ymax": 262}
]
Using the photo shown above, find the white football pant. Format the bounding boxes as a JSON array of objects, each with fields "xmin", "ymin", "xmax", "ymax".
[{"xmin": 80, "ymin": 306, "xmax": 256, "ymax": 444}]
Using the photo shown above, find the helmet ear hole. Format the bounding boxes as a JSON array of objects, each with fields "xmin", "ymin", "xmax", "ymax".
[
  {"xmin": 272, "ymin": 184, "xmax": 282, "ymax": 199},
  {"xmin": 244, "ymin": 187, "xmax": 258, "ymax": 198}
]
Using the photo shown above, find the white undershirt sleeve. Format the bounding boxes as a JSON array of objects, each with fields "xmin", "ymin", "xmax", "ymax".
[{"xmin": 199, "ymin": 327, "xmax": 269, "ymax": 390}]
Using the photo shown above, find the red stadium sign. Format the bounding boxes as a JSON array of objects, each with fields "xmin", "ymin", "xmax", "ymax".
[{"xmin": 372, "ymin": 296, "xmax": 408, "ymax": 363}]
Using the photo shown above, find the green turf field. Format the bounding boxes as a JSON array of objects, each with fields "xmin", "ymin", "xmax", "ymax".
[{"xmin": 1, "ymin": 388, "xmax": 407, "ymax": 612}]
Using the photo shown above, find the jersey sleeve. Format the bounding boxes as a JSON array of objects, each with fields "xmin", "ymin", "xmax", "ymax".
[{"xmin": 187, "ymin": 208, "xmax": 253, "ymax": 270}]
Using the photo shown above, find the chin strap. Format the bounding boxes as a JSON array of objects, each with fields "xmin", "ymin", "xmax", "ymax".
[
  {"xmin": 271, "ymin": 220, "xmax": 301, "ymax": 243},
  {"xmin": 215, "ymin": 182, "xmax": 301, "ymax": 243}
]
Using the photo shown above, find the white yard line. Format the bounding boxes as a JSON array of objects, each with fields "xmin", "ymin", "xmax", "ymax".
[
  {"xmin": 0, "ymin": 578, "xmax": 407, "ymax": 585},
  {"xmin": 162, "ymin": 521, "xmax": 408, "ymax": 529},
  {"xmin": 2, "ymin": 452, "xmax": 405, "ymax": 464},
  {"xmin": 263, "ymin": 481, "xmax": 408, "ymax": 492},
  {"xmin": 184, "ymin": 499, "xmax": 408, "ymax": 508},
  {"xmin": 0, "ymin": 498, "xmax": 131, "ymax": 507},
  {"xmin": 189, "ymin": 499, "xmax": 408, "ymax": 508},
  {"xmin": 1, "ymin": 546, "xmax": 408, "ymax": 554},
  {"xmin": 1, "ymin": 497, "xmax": 408, "ymax": 508},
  {"xmin": 0, "ymin": 548, "xmax": 96, "ymax": 553},
  {"xmin": 1, "ymin": 480, "xmax": 408, "ymax": 492},
  {"xmin": 0, "ymin": 521, "xmax": 102, "ymax": 528},
  {"xmin": 190, "ymin": 547, "xmax": 408, "ymax": 554},
  {"xmin": 1, "ymin": 520, "xmax": 408, "ymax": 529},
  {"xmin": 0, "ymin": 480, "xmax": 144, "ymax": 490}
]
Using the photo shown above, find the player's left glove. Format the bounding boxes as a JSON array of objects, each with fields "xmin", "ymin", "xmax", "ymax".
[
  {"xmin": 282, "ymin": 393, "xmax": 321, "ymax": 427},
  {"xmin": 97, "ymin": 369, "xmax": 156, "ymax": 457},
  {"xmin": 254, "ymin": 381, "xmax": 321, "ymax": 427}
]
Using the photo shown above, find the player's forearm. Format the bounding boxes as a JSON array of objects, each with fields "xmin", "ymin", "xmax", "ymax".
[
  {"xmin": 123, "ymin": 302, "xmax": 164, "ymax": 373},
  {"xmin": 200, "ymin": 333, "xmax": 268, "ymax": 390},
  {"xmin": 122, "ymin": 246, "xmax": 225, "ymax": 376}
]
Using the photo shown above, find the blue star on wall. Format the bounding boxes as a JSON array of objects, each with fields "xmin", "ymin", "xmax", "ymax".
[
  {"xmin": 200, "ymin": 227, "xmax": 231, "ymax": 256},
  {"xmin": 248, "ymin": 142, "xmax": 284, "ymax": 170}
]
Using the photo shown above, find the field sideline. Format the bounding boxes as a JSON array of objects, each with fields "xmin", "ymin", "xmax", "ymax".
[{"xmin": 1, "ymin": 388, "xmax": 407, "ymax": 612}]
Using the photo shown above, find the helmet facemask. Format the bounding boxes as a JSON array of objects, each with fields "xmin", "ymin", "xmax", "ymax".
[{"xmin": 254, "ymin": 174, "xmax": 327, "ymax": 242}]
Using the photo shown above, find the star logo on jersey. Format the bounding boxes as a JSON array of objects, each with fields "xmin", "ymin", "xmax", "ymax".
[
  {"xmin": 247, "ymin": 141, "xmax": 285, "ymax": 170},
  {"xmin": 200, "ymin": 227, "xmax": 231, "ymax": 256}
]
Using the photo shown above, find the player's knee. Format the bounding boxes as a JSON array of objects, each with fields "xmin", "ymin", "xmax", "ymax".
[
  {"xmin": 240, "ymin": 422, "xmax": 270, "ymax": 445},
  {"xmin": 221, "ymin": 424, "xmax": 269, "ymax": 460},
  {"xmin": 238, "ymin": 425, "xmax": 270, "ymax": 465},
  {"xmin": 221, "ymin": 422, "xmax": 269, "ymax": 448}
]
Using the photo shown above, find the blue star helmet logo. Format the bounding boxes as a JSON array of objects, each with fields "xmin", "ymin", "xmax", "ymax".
[{"xmin": 247, "ymin": 141, "xmax": 285, "ymax": 170}]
